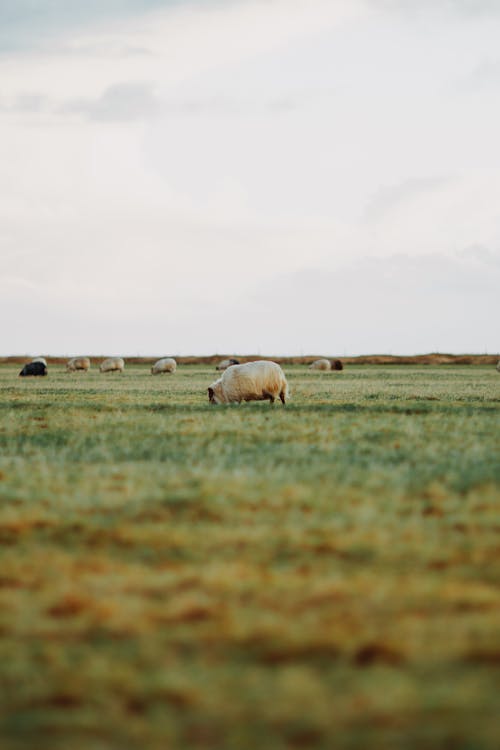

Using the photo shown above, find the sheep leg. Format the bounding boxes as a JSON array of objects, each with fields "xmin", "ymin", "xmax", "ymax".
[
  {"xmin": 263, "ymin": 390, "xmax": 275, "ymax": 404},
  {"xmin": 279, "ymin": 390, "xmax": 286, "ymax": 405}
]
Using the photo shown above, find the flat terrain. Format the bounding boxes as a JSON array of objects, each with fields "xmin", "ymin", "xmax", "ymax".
[{"xmin": 0, "ymin": 364, "xmax": 499, "ymax": 750}]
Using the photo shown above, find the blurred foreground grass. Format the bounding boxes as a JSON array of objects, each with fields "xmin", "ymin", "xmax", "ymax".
[{"xmin": 0, "ymin": 364, "xmax": 499, "ymax": 749}]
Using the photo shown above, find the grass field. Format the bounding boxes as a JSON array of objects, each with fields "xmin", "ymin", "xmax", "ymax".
[{"xmin": 0, "ymin": 363, "xmax": 499, "ymax": 750}]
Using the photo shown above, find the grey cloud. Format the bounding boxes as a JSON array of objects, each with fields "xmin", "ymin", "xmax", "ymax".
[
  {"xmin": 0, "ymin": 93, "xmax": 50, "ymax": 114},
  {"xmin": 459, "ymin": 244, "xmax": 500, "ymax": 267},
  {"xmin": 59, "ymin": 86, "xmax": 241, "ymax": 121},
  {"xmin": 243, "ymin": 250, "xmax": 499, "ymax": 354},
  {"xmin": 369, "ymin": 0, "xmax": 500, "ymax": 15},
  {"xmin": 13, "ymin": 93, "xmax": 49, "ymax": 113},
  {"xmin": 1, "ymin": 83, "xmax": 162, "ymax": 121},
  {"xmin": 60, "ymin": 82, "xmax": 162, "ymax": 121},
  {"xmin": 448, "ymin": 0, "xmax": 500, "ymax": 11},
  {"xmin": 0, "ymin": 84, "xmax": 298, "ymax": 121},
  {"xmin": 456, "ymin": 59, "xmax": 500, "ymax": 93},
  {"xmin": 363, "ymin": 176, "xmax": 454, "ymax": 223},
  {"xmin": 261, "ymin": 250, "xmax": 499, "ymax": 302},
  {"xmin": 57, "ymin": 85, "xmax": 300, "ymax": 122}
]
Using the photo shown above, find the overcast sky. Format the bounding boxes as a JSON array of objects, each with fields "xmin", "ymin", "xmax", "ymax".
[{"xmin": 1, "ymin": 0, "xmax": 499, "ymax": 356}]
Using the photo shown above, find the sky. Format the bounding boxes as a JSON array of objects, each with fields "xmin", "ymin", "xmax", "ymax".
[{"xmin": 1, "ymin": 0, "xmax": 499, "ymax": 356}]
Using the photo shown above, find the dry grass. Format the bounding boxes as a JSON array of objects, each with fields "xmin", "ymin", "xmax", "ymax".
[{"xmin": 0, "ymin": 364, "xmax": 499, "ymax": 749}]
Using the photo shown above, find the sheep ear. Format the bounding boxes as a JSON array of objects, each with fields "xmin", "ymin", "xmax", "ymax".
[{"xmin": 208, "ymin": 387, "xmax": 214, "ymax": 400}]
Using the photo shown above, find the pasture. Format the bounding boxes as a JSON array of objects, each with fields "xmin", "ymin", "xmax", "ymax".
[{"xmin": 0, "ymin": 363, "xmax": 499, "ymax": 749}]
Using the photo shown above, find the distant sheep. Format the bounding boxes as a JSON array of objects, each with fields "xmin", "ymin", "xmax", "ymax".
[
  {"xmin": 497, "ymin": 360, "xmax": 500, "ymax": 373},
  {"xmin": 19, "ymin": 361, "xmax": 47, "ymax": 377},
  {"xmin": 331, "ymin": 359, "xmax": 344, "ymax": 371},
  {"xmin": 66, "ymin": 356, "xmax": 90, "ymax": 372},
  {"xmin": 216, "ymin": 358, "xmax": 240, "ymax": 371},
  {"xmin": 151, "ymin": 357, "xmax": 177, "ymax": 375},
  {"xmin": 99, "ymin": 357, "xmax": 125, "ymax": 373},
  {"xmin": 309, "ymin": 358, "xmax": 331, "ymax": 371},
  {"xmin": 208, "ymin": 361, "xmax": 288, "ymax": 405}
]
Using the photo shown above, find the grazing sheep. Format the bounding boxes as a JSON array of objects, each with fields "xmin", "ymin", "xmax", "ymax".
[
  {"xmin": 151, "ymin": 357, "xmax": 177, "ymax": 375},
  {"xmin": 99, "ymin": 357, "xmax": 125, "ymax": 373},
  {"xmin": 208, "ymin": 361, "xmax": 288, "ymax": 405},
  {"xmin": 216, "ymin": 358, "xmax": 240, "ymax": 371},
  {"xmin": 66, "ymin": 356, "xmax": 91, "ymax": 372},
  {"xmin": 331, "ymin": 359, "xmax": 344, "ymax": 371},
  {"xmin": 309, "ymin": 358, "xmax": 331, "ymax": 371},
  {"xmin": 31, "ymin": 356, "xmax": 47, "ymax": 366},
  {"xmin": 19, "ymin": 361, "xmax": 47, "ymax": 377},
  {"xmin": 497, "ymin": 360, "xmax": 500, "ymax": 373}
]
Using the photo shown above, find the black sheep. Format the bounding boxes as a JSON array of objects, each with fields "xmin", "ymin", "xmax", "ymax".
[{"xmin": 19, "ymin": 362, "xmax": 47, "ymax": 377}]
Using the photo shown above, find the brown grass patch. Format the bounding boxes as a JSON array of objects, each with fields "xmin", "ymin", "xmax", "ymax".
[
  {"xmin": 47, "ymin": 594, "xmax": 90, "ymax": 618},
  {"xmin": 353, "ymin": 643, "xmax": 405, "ymax": 667}
]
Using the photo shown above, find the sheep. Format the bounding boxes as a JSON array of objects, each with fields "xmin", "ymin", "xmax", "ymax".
[
  {"xmin": 216, "ymin": 358, "xmax": 240, "ymax": 371},
  {"xmin": 19, "ymin": 361, "xmax": 47, "ymax": 377},
  {"xmin": 66, "ymin": 356, "xmax": 91, "ymax": 372},
  {"xmin": 151, "ymin": 357, "xmax": 177, "ymax": 375},
  {"xmin": 497, "ymin": 360, "xmax": 500, "ymax": 373},
  {"xmin": 99, "ymin": 357, "xmax": 125, "ymax": 373},
  {"xmin": 309, "ymin": 358, "xmax": 331, "ymax": 371},
  {"xmin": 331, "ymin": 359, "xmax": 344, "ymax": 371},
  {"xmin": 208, "ymin": 361, "xmax": 288, "ymax": 405}
]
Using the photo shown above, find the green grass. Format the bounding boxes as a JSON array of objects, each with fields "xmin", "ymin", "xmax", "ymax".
[{"xmin": 0, "ymin": 364, "xmax": 499, "ymax": 750}]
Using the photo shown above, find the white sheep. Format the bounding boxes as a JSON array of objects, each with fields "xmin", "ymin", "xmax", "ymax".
[
  {"xmin": 309, "ymin": 358, "xmax": 331, "ymax": 371},
  {"xmin": 66, "ymin": 356, "xmax": 90, "ymax": 372},
  {"xmin": 216, "ymin": 357, "xmax": 240, "ymax": 371},
  {"xmin": 151, "ymin": 357, "xmax": 177, "ymax": 375},
  {"xmin": 208, "ymin": 361, "xmax": 288, "ymax": 405},
  {"xmin": 99, "ymin": 357, "xmax": 125, "ymax": 373}
]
